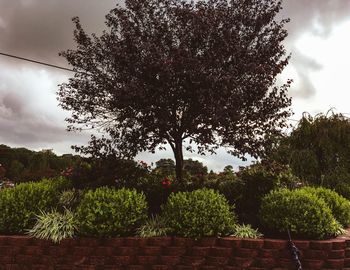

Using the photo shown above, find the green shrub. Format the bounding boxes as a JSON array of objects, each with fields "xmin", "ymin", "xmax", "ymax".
[
  {"xmin": 76, "ymin": 187, "xmax": 148, "ymax": 237},
  {"xmin": 235, "ymin": 163, "xmax": 302, "ymax": 226},
  {"xmin": 0, "ymin": 177, "xmax": 71, "ymax": 234},
  {"xmin": 162, "ymin": 189, "xmax": 236, "ymax": 238},
  {"xmin": 260, "ymin": 189, "xmax": 342, "ymax": 239},
  {"xmin": 231, "ymin": 224, "xmax": 263, "ymax": 239},
  {"xmin": 137, "ymin": 215, "xmax": 169, "ymax": 237},
  {"xmin": 27, "ymin": 208, "xmax": 77, "ymax": 243},
  {"xmin": 302, "ymin": 186, "xmax": 350, "ymax": 227}
]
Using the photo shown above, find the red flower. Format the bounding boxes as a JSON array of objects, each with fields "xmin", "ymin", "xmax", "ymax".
[{"xmin": 161, "ymin": 177, "xmax": 171, "ymax": 188}]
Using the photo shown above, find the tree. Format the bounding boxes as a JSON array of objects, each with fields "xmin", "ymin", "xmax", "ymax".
[
  {"xmin": 267, "ymin": 112, "xmax": 350, "ymax": 187},
  {"xmin": 58, "ymin": 0, "xmax": 292, "ymax": 181}
]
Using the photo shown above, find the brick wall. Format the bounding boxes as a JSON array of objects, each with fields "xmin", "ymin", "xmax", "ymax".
[{"xmin": 0, "ymin": 236, "xmax": 350, "ymax": 269}]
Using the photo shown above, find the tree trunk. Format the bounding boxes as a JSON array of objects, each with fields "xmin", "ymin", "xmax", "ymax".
[{"xmin": 173, "ymin": 140, "xmax": 184, "ymax": 183}]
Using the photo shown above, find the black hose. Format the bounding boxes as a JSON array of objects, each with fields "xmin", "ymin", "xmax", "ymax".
[{"xmin": 287, "ymin": 228, "xmax": 303, "ymax": 270}]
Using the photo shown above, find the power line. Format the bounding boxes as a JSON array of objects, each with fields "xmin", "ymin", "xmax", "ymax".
[{"xmin": 0, "ymin": 52, "xmax": 75, "ymax": 73}]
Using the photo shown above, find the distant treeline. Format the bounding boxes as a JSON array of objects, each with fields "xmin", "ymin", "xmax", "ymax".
[{"xmin": 0, "ymin": 144, "xmax": 82, "ymax": 182}]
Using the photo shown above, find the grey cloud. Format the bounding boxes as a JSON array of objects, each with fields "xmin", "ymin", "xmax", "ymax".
[
  {"xmin": 0, "ymin": 0, "xmax": 119, "ymax": 65},
  {"xmin": 281, "ymin": 0, "xmax": 350, "ymax": 99}
]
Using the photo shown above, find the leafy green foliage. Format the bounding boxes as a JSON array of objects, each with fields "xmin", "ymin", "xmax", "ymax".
[
  {"xmin": 0, "ymin": 177, "xmax": 71, "ymax": 234},
  {"xmin": 231, "ymin": 224, "xmax": 263, "ymax": 239},
  {"xmin": 137, "ymin": 215, "xmax": 169, "ymax": 237},
  {"xmin": 260, "ymin": 189, "xmax": 342, "ymax": 239},
  {"xmin": 27, "ymin": 208, "xmax": 77, "ymax": 243},
  {"xmin": 235, "ymin": 163, "xmax": 303, "ymax": 226},
  {"xmin": 162, "ymin": 189, "xmax": 236, "ymax": 238},
  {"xmin": 268, "ymin": 113, "xmax": 350, "ymax": 188},
  {"xmin": 302, "ymin": 186, "xmax": 350, "ymax": 227},
  {"xmin": 76, "ymin": 187, "xmax": 148, "ymax": 237}
]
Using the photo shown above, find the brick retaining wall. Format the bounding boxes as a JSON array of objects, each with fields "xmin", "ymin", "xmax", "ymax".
[{"xmin": 0, "ymin": 236, "xmax": 350, "ymax": 269}]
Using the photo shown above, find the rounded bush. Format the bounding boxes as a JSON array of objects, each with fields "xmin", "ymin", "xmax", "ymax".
[
  {"xmin": 260, "ymin": 189, "xmax": 341, "ymax": 239},
  {"xmin": 0, "ymin": 177, "xmax": 71, "ymax": 234},
  {"xmin": 302, "ymin": 186, "xmax": 350, "ymax": 227},
  {"xmin": 162, "ymin": 189, "xmax": 236, "ymax": 238},
  {"xmin": 76, "ymin": 187, "xmax": 148, "ymax": 237}
]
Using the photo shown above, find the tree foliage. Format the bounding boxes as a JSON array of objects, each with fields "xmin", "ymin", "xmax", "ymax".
[
  {"xmin": 268, "ymin": 112, "xmax": 350, "ymax": 188},
  {"xmin": 58, "ymin": 0, "xmax": 292, "ymax": 180}
]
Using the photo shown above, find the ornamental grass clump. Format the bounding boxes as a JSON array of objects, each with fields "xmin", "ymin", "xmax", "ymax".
[
  {"xmin": 137, "ymin": 215, "xmax": 169, "ymax": 237},
  {"xmin": 27, "ymin": 208, "xmax": 77, "ymax": 243},
  {"xmin": 162, "ymin": 188, "xmax": 236, "ymax": 238},
  {"xmin": 76, "ymin": 187, "xmax": 148, "ymax": 237},
  {"xmin": 260, "ymin": 188, "xmax": 342, "ymax": 239}
]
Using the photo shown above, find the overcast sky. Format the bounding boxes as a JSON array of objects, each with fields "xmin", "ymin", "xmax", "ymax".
[{"xmin": 0, "ymin": 0, "xmax": 350, "ymax": 171}]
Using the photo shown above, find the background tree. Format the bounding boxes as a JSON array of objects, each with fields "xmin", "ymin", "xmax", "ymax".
[
  {"xmin": 267, "ymin": 112, "xmax": 350, "ymax": 196},
  {"xmin": 58, "ymin": 0, "xmax": 292, "ymax": 181}
]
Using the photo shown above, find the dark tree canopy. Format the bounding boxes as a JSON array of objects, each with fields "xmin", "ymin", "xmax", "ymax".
[{"xmin": 58, "ymin": 0, "xmax": 292, "ymax": 181}]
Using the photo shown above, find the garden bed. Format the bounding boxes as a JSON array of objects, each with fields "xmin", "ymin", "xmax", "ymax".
[{"xmin": 1, "ymin": 235, "xmax": 350, "ymax": 269}]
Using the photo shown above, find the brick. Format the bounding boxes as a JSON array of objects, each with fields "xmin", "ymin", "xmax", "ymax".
[
  {"xmin": 173, "ymin": 238, "xmax": 194, "ymax": 247},
  {"xmin": 6, "ymin": 236, "xmax": 32, "ymax": 246},
  {"xmin": 89, "ymin": 256, "xmax": 106, "ymax": 265},
  {"xmin": 148, "ymin": 237, "xmax": 173, "ymax": 247},
  {"xmin": 235, "ymin": 247, "xmax": 258, "ymax": 258},
  {"xmin": 102, "ymin": 238, "xmax": 124, "ymax": 247},
  {"xmin": 151, "ymin": 266, "xmax": 173, "ymax": 270},
  {"xmin": 31, "ymin": 265, "xmax": 48, "ymax": 270},
  {"xmin": 264, "ymin": 239, "xmax": 288, "ymax": 250},
  {"xmin": 195, "ymin": 237, "xmax": 217, "ymax": 247},
  {"xmin": 210, "ymin": 247, "xmax": 232, "ymax": 257},
  {"xmin": 189, "ymin": 247, "xmax": 210, "ymax": 256},
  {"xmin": 256, "ymin": 257, "xmax": 277, "ymax": 268},
  {"xmin": 142, "ymin": 246, "xmax": 163, "ymax": 255},
  {"xmin": 206, "ymin": 256, "xmax": 229, "ymax": 266},
  {"xmin": 0, "ymin": 236, "xmax": 9, "ymax": 245},
  {"xmin": 303, "ymin": 249, "xmax": 327, "ymax": 259},
  {"xmin": 241, "ymin": 239, "xmax": 264, "ymax": 249},
  {"xmin": 137, "ymin": 255, "xmax": 159, "ymax": 265},
  {"xmin": 128, "ymin": 265, "xmax": 147, "ymax": 270},
  {"xmin": 277, "ymin": 258, "xmax": 296, "ymax": 269},
  {"xmin": 164, "ymin": 246, "xmax": 187, "ymax": 256},
  {"xmin": 329, "ymin": 249, "xmax": 345, "ymax": 259},
  {"xmin": 112, "ymin": 255, "xmax": 135, "ymax": 265},
  {"xmin": 302, "ymin": 259, "xmax": 324, "ymax": 269},
  {"xmin": 181, "ymin": 256, "xmax": 205, "ymax": 266},
  {"xmin": 310, "ymin": 240, "xmax": 333, "ymax": 250},
  {"xmin": 326, "ymin": 258, "xmax": 344, "ymax": 268},
  {"xmin": 0, "ymin": 246, "xmax": 19, "ymax": 256},
  {"xmin": 72, "ymin": 246, "xmax": 93, "ymax": 256},
  {"xmin": 95, "ymin": 246, "xmax": 115, "ymax": 256},
  {"xmin": 332, "ymin": 239, "xmax": 346, "ymax": 250},
  {"xmin": 117, "ymin": 246, "xmax": 140, "ymax": 256},
  {"xmin": 33, "ymin": 239, "xmax": 52, "ymax": 247},
  {"xmin": 218, "ymin": 237, "xmax": 241, "ymax": 248},
  {"xmin": 77, "ymin": 237, "xmax": 100, "ymax": 247},
  {"xmin": 23, "ymin": 246, "xmax": 44, "ymax": 256},
  {"xmin": 160, "ymin": 256, "xmax": 181, "ymax": 266},
  {"xmin": 345, "ymin": 258, "xmax": 350, "ymax": 267},
  {"xmin": 174, "ymin": 266, "xmax": 192, "ymax": 270},
  {"xmin": 259, "ymin": 249, "xmax": 279, "ymax": 258},
  {"xmin": 125, "ymin": 237, "xmax": 148, "ymax": 247},
  {"xmin": 58, "ymin": 238, "xmax": 75, "ymax": 247},
  {"xmin": 232, "ymin": 257, "xmax": 254, "ymax": 268},
  {"xmin": 200, "ymin": 266, "xmax": 222, "ymax": 270}
]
